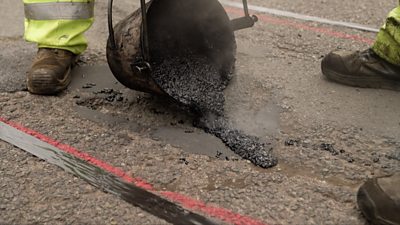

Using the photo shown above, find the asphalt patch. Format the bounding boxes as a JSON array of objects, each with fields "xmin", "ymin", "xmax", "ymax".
[{"xmin": 151, "ymin": 54, "xmax": 277, "ymax": 168}]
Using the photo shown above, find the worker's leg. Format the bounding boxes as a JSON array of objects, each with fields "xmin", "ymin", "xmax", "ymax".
[
  {"xmin": 321, "ymin": 4, "xmax": 400, "ymax": 91},
  {"xmin": 372, "ymin": 2, "xmax": 400, "ymax": 65},
  {"xmin": 23, "ymin": 0, "xmax": 95, "ymax": 95},
  {"xmin": 24, "ymin": 0, "xmax": 95, "ymax": 55}
]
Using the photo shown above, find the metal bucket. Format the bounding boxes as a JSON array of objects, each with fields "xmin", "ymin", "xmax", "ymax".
[{"xmin": 107, "ymin": 0, "xmax": 253, "ymax": 96}]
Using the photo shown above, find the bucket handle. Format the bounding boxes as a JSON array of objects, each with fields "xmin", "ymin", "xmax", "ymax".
[
  {"xmin": 139, "ymin": 0, "xmax": 151, "ymax": 62},
  {"xmin": 108, "ymin": 0, "xmax": 152, "ymax": 71},
  {"xmin": 107, "ymin": 0, "xmax": 116, "ymax": 49}
]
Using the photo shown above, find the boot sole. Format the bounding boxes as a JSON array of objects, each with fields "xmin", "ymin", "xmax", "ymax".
[
  {"xmin": 357, "ymin": 182, "xmax": 398, "ymax": 225},
  {"xmin": 321, "ymin": 66, "xmax": 400, "ymax": 92},
  {"xmin": 28, "ymin": 66, "xmax": 73, "ymax": 95}
]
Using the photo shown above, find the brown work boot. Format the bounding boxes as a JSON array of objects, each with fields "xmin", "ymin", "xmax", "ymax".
[
  {"xmin": 357, "ymin": 173, "xmax": 400, "ymax": 225},
  {"xmin": 321, "ymin": 49, "xmax": 400, "ymax": 91},
  {"xmin": 27, "ymin": 48, "xmax": 77, "ymax": 95}
]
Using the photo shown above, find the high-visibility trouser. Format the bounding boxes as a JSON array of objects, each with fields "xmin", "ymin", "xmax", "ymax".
[
  {"xmin": 372, "ymin": 0, "xmax": 400, "ymax": 65},
  {"xmin": 23, "ymin": 0, "xmax": 95, "ymax": 55}
]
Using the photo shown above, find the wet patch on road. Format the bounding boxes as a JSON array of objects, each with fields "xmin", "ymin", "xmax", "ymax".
[
  {"xmin": 70, "ymin": 65, "xmax": 278, "ymax": 167},
  {"xmin": 69, "ymin": 65, "xmax": 125, "ymax": 93},
  {"xmin": 74, "ymin": 105, "xmax": 236, "ymax": 160},
  {"xmin": 151, "ymin": 126, "xmax": 235, "ymax": 159},
  {"xmin": 73, "ymin": 105, "xmax": 144, "ymax": 133}
]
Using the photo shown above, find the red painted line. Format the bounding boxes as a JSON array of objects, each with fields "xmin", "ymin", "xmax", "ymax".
[
  {"xmin": 0, "ymin": 117, "xmax": 154, "ymax": 191},
  {"xmin": 161, "ymin": 191, "xmax": 267, "ymax": 225},
  {"xmin": 0, "ymin": 117, "xmax": 270, "ymax": 225},
  {"xmin": 225, "ymin": 7, "xmax": 375, "ymax": 45}
]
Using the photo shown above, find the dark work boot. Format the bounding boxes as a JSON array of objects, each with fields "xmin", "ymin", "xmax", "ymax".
[
  {"xmin": 357, "ymin": 173, "xmax": 400, "ymax": 225},
  {"xmin": 321, "ymin": 49, "xmax": 400, "ymax": 91},
  {"xmin": 27, "ymin": 48, "xmax": 77, "ymax": 95}
]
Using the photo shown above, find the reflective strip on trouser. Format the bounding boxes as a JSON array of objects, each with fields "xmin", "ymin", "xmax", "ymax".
[
  {"xmin": 372, "ymin": 1, "xmax": 400, "ymax": 65},
  {"xmin": 23, "ymin": 0, "xmax": 95, "ymax": 55},
  {"xmin": 25, "ymin": 1, "xmax": 94, "ymax": 20}
]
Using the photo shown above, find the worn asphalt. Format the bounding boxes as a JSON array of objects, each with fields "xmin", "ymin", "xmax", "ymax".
[{"xmin": 1, "ymin": 0, "xmax": 399, "ymax": 225}]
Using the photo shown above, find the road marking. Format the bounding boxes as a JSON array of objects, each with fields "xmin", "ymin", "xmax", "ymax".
[
  {"xmin": 221, "ymin": 0, "xmax": 380, "ymax": 33},
  {"xmin": 0, "ymin": 118, "xmax": 219, "ymax": 225},
  {"xmin": 224, "ymin": 7, "xmax": 375, "ymax": 45},
  {"xmin": 0, "ymin": 117, "xmax": 270, "ymax": 225}
]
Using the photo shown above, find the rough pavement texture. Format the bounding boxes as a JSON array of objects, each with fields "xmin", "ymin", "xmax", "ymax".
[
  {"xmin": 1, "ymin": 0, "xmax": 400, "ymax": 225},
  {"xmin": 0, "ymin": 39, "xmax": 35, "ymax": 92}
]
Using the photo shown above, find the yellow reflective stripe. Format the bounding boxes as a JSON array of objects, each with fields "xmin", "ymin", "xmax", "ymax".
[{"xmin": 24, "ymin": 1, "xmax": 94, "ymax": 20}]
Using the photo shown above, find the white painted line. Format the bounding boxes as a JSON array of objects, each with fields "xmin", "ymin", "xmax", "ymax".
[{"xmin": 221, "ymin": 0, "xmax": 380, "ymax": 33}]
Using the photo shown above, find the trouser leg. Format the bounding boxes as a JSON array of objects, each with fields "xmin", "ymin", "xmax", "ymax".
[
  {"xmin": 23, "ymin": 0, "xmax": 95, "ymax": 55},
  {"xmin": 372, "ymin": 1, "xmax": 400, "ymax": 65}
]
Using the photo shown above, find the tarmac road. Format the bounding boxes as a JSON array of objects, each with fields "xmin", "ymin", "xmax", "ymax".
[{"xmin": 1, "ymin": 0, "xmax": 400, "ymax": 225}]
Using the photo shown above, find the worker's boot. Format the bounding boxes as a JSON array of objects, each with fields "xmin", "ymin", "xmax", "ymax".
[
  {"xmin": 321, "ymin": 49, "xmax": 400, "ymax": 91},
  {"xmin": 357, "ymin": 172, "xmax": 400, "ymax": 225},
  {"xmin": 27, "ymin": 48, "xmax": 77, "ymax": 95}
]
